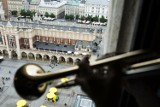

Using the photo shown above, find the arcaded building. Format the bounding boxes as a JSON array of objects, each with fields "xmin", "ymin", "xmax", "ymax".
[{"xmin": 0, "ymin": 21, "xmax": 100, "ymax": 64}]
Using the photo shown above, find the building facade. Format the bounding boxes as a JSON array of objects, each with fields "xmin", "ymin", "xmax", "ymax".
[
  {"xmin": 29, "ymin": 0, "xmax": 41, "ymax": 13},
  {"xmin": 79, "ymin": 3, "xmax": 85, "ymax": 17},
  {"xmin": 0, "ymin": 21, "xmax": 98, "ymax": 64},
  {"xmin": 65, "ymin": 0, "xmax": 80, "ymax": 16},
  {"xmin": 8, "ymin": 0, "xmax": 22, "ymax": 12},
  {"xmin": 7, "ymin": 0, "xmax": 66, "ymax": 18},
  {"xmin": 0, "ymin": 2, "xmax": 5, "ymax": 20},
  {"xmin": 65, "ymin": 0, "xmax": 110, "ymax": 18},
  {"xmin": 1, "ymin": 0, "xmax": 9, "ymax": 19},
  {"xmin": 39, "ymin": 0, "xmax": 66, "ymax": 18},
  {"xmin": 85, "ymin": 0, "xmax": 110, "ymax": 18},
  {"xmin": 22, "ymin": 0, "xmax": 30, "ymax": 11}
]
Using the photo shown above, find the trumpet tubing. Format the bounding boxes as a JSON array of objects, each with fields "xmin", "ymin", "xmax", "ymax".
[{"xmin": 14, "ymin": 50, "xmax": 160, "ymax": 100}]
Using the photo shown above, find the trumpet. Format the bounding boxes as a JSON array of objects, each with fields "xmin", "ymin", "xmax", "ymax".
[{"xmin": 14, "ymin": 50, "xmax": 160, "ymax": 100}]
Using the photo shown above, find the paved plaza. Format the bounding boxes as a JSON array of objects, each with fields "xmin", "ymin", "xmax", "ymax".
[{"xmin": 0, "ymin": 59, "xmax": 92, "ymax": 107}]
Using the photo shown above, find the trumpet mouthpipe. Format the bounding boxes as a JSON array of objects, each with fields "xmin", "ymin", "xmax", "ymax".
[{"xmin": 34, "ymin": 66, "xmax": 79, "ymax": 83}]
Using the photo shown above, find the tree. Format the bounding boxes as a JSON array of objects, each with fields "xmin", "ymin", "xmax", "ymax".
[
  {"xmin": 65, "ymin": 14, "xmax": 69, "ymax": 20},
  {"xmin": 11, "ymin": 10, "xmax": 17, "ymax": 16},
  {"xmin": 69, "ymin": 14, "xmax": 74, "ymax": 20},
  {"xmin": 26, "ymin": 10, "xmax": 32, "ymax": 17},
  {"xmin": 45, "ymin": 12, "xmax": 49, "ymax": 17},
  {"xmin": 100, "ymin": 16, "xmax": 107, "ymax": 23},
  {"xmin": 32, "ymin": 11, "xmax": 36, "ymax": 16},
  {"xmin": 20, "ymin": 9, "xmax": 26, "ymax": 17},
  {"xmin": 86, "ymin": 15, "xmax": 92, "ymax": 21},
  {"xmin": 50, "ymin": 13, "xmax": 55, "ymax": 18},
  {"xmin": 92, "ymin": 16, "xmax": 99, "ymax": 22},
  {"xmin": 80, "ymin": 15, "xmax": 85, "ymax": 20},
  {"xmin": 76, "ymin": 15, "xmax": 79, "ymax": 20}
]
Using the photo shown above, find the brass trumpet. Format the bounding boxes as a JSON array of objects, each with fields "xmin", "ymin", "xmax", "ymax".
[{"xmin": 14, "ymin": 50, "xmax": 160, "ymax": 100}]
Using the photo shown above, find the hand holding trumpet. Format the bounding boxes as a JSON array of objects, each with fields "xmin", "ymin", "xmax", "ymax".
[{"xmin": 76, "ymin": 56, "xmax": 122, "ymax": 107}]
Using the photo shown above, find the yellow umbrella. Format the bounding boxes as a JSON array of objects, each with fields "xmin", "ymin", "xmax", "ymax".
[
  {"xmin": 49, "ymin": 87, "xmax": 58, "ymax": 93},
  {"xmin": 40, "ymin": 105, "xmax": 47, "ymax": 107},
  {"xmin": 47, "ymin": 93, "xmax": 53, "ymax": 99},
  {"xmin": 16, "ymin": 100, "xmax": 27, "ymax": 107},
  {"xmin": 17, "ymin": 105, "xmax": 22, "ymax": 107},
  {"xmin": 47, "ymin": 92, "xmax": 56, "ymax": 99},
  {"xmin": 60, "ymin": 77, "xmax": 69, "ymax": 83}
]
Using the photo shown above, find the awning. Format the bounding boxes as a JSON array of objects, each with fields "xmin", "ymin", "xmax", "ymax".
[
  {"xmin": 60, "ymin": 77, "xmax": 69, "ymax": 83},
  {"xmin": 82, "ymin": 53, "xmax": 88, "ymax": 55},
  {"xmin": 46, "ymin": 93, "xmax": 56, "ymax": 99},
  {"xmin": 67, "ymin": 51, "xmax": 72, "ymax": 54},
  {"xmin": 49, "ymin": 87, "xmax": 58, "ymax": 93},
  {"xmin": 16, "ymin": 100, "xmax": 27, "ymax": 107},
  {"xmin": 74, "ymin": 52, "xmax": 80, "ymax": 55},
  {"xmin": 40, "ymin": 105, "xmax": 46, "ymax": 107}
]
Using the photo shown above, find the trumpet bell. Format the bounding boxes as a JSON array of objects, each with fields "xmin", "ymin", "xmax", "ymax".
[{"xmin": 14, "ymin": 64, "xmax": 47, "ymax": 100}]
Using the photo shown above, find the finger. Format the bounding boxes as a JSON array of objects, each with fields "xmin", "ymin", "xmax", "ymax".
[
  {"xmin": 83, "ymin": 55, "xmax": 90, "ymax": 64},
  {"xmin": 78, "ymin": 57, "xmax": 92, "ymax": 76},
  {"xmin": 79, "ymin": 56, "xmax": 90, "ymax": 65}
]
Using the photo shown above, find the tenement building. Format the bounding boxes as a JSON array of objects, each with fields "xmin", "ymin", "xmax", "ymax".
[
  {"xmin": 7, "ymin": 0, "xmax": 66, "ymax": 18},
  {"xmin": 65, "ymin": 0, "xmax": 110, "ymax": 18},
  {"xmin": 38, "ymin": 0, "xmax": 66, "ymax": 18},
  {"xmin": 85, "ymin": 0, "xmax": 110, "ymax": 18},
  {"xmin": 65, "ymin": 0, "xmax": 80, "ymax": 16}
]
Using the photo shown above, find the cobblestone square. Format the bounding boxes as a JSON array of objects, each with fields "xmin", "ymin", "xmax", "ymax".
[{"xmin": 0, "ymin": 59, "xmax": 90, "ymax": 107}]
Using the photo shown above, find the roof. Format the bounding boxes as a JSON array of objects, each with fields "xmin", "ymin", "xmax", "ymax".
[
  {"xmin": 75, "ymin": 39, "xmax": 99, "ymax": 51},
  {"xmin": 39, "ymin": 0, "xmax": 67, "ymax": 8},
  {"xmin": 1, "ymin": 21, "xmax": 95, "ymax": 33},
  {"xmin": 33, "ymin": 41, "xmax": 75, "ymax": 52},
  {"xmin": 27, "ymin": 0, "xmax": 32, "ymax": 3},
  {"xmin": 66, "ymin": 0, "xmax": 80, "ymax": 6},
  {"xmin": 93, "ymin": 37, "xmax": 102, "ymax": 45},
  {"xmin": 30, "ymin": 0, "xmax": 41, "ymax": 5},
  {"xmin": 75, "ymin": 40, "xmax": 93, "ymax": 49},
  {"xmin": 85, "ymin": 0, "xmax": 109, "ymax": 6},
  {"xmin": 6, "ymin": 21, "xmax": 12, "ymax": 27},
  {"xmin": 80, "ymin": 0, "xmax": 86, "ymax": 4},
  {"xmin": 8, "ymin": 0, "xmax": 21, "ymax": 1}
]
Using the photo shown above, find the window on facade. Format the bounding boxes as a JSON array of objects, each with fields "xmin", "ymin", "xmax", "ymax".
[
  {"xmin": 8, "ymin": 35, "xmax": 15, "ymax": 48},
  {"xmin": 57, "ymin": 39, "xmax": 60, "ymax": 44},
  {"xmin": 65, "ymin": 40, "xmax": 68, "ymax": 44},
  {"xmin": 49, "ymin": 38, "xmax": 52, "ymax": 43},
  {"xmin": 36, "ymin": 36, "xmax": 39, "ymax": 41},
  {"xmin": 24, "ymin": 39, "xmax": 28, "ymax": 45}
]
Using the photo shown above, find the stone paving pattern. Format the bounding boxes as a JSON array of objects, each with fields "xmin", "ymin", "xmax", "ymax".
[{"xmin": 0, "ymin": 59, "xmax": 87, "ymax": 107}]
